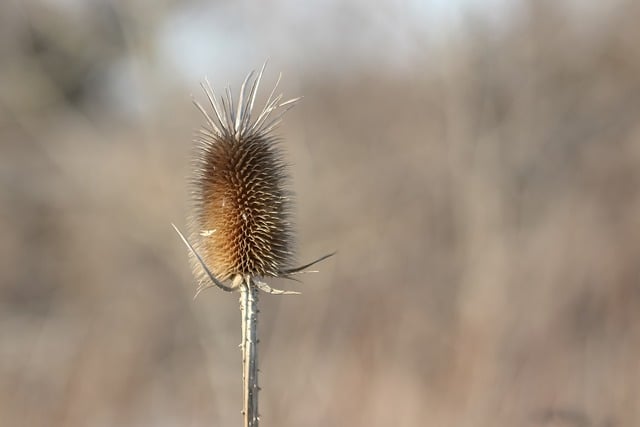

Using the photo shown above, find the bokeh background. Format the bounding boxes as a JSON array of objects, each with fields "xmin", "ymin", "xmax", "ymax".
[{"xmin": 2, "ymin": 1, "xmax": 640, "ymax": 426}]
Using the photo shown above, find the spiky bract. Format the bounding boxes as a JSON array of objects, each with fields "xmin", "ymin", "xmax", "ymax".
[{"xmin": 189, "ymin": 65, "xmax": 299, "ymax": 287}]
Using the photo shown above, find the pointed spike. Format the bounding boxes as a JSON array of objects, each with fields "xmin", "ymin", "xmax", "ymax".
[
  {"xmin": 225, "ymin": 86, "xmax": 235, "ymax": 130},
  {"xmin": 249, "ymin": 78, "xmax": 282, "ymax": 134},
  {"xmin": 265, "ymin": 72, "xmax": 282, "ymax": 111},
  {"xmin": 220, "ymin": 95, "xmax": 232, "ymax": 133},
  {"xmin": 236, "ymin": 70, "xmax": 254, "ymax": 133},
  {"xmin": 280, "ymin": 252, "xmax": 336, "ymax": 275},
  {"xmin": 250, "ymin": 93, "xmax": 285, "ymax": 134},
  {"xmin": 171, "ymin": 223, "xmax": 234, "ymax": 293},
  {"xmin": 279, "ymin": 96, "xmax": 302, "ymax": 107},
  {"xmin": 260, "ymin": 101, "xmax": 300, "ymax": 134},
  {"xmin": 202, "ymin": 79, "xmax": 226, "ymax": 133},
  {"xmin": 192, "ymin": 98, "xmax": 222, "ymax": 136},
  {"xmin": 194, "ymin": 283, "xmax": 213, "ymax": 300},
  {"xmin": 244, "ymin": 61, "xmax": 267, "ymax": 129}
]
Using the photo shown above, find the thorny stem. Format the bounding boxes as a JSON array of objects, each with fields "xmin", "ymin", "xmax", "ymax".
[
  {"xmin": 171, "ymin": 223, "xmax": 333, "ymax": 426},
  {"xmin": 240, "ymin": 277, "xmax": 260, "ymax": 427}
]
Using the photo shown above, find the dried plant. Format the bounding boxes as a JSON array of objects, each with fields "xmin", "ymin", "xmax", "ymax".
[{"xmin": 173, "ymin": 63, "xmax": 332, "ymax": 427}]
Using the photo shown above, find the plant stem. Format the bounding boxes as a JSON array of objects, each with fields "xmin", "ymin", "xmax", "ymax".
[{"xmin": 240, "ymin": 277, "xmax": 260, "ymax": 427}]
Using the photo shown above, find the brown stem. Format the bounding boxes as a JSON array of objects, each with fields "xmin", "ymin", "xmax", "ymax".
[{"xmin": 240, "ymin": 277, "xmax": 260, "ymax": 427}]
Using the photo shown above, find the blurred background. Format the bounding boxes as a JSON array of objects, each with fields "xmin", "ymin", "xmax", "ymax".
[{"xmin": 2, "ymin": 0, "xmax": 640, "ymax": 426}]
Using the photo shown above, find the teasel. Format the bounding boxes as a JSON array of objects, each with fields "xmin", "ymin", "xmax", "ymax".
[{"xmin": 172, "ymin": 63, "xmax": 333, "ymax": 427}]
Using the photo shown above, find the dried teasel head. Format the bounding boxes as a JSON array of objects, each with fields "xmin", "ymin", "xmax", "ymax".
[{"xmin": 188, "ymin": 64, "xmax": 300, "ymax": 291}]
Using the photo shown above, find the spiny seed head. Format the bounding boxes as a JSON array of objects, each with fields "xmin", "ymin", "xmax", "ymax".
[{"xmin": 188, "ymin": 64, "xmax": 299, "ymax": 288}]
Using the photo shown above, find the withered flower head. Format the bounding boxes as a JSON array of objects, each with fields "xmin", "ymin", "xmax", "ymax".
[{"xmin": 188, "ymin": 64, "xmax": 300, "ymax": 289}]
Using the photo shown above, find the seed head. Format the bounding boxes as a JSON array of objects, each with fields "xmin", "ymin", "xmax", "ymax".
[{"xmin": 188, "ymin": 64, "xmax": 299, "ymax": 289}]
